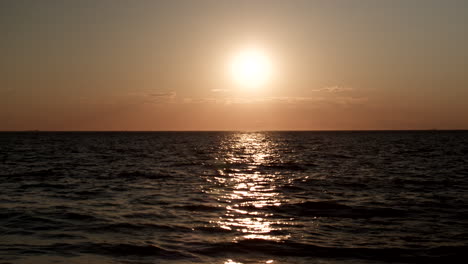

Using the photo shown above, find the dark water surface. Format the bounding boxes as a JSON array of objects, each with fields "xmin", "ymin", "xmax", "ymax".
[{"xmin": 1, "ymin": 131, "xmax": 468, "ymax": 263}]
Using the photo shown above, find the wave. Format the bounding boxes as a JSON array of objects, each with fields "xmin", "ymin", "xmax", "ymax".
[
  {"xmin": 0, "ymin": 168, "xmax": 57, "ymax": 178},
  {"xmin": 80, "ymin": 222, "xmax": 192, "ymax": 234},
  {"xmin": 229, "ymin": 201, "xmax": 408, "ymax": 219},
  {"xmin": 190, "ymin": 239, "xmax": 467, "ymax": 262},
  {"xmin": 0, "ymin": 242, "xmax": 196, "ymax": 259},
  {"xmin": 277, "ymin": 201, "xmax": 408, "ymax": 218},
  {"xmin": 0, "ymin": 168, "xmax": 175, "ymax": 181},
  {"xmin": 38, "ymin": 233, "xmax": 86, "ymax": 240},
  {"xmin": 257, "ymin": 162, "xmax": 309, "ymax": 171},
  {"xmin": 116, "ymin": 170, "xmax": 172, "ymax": 179},
  {"xmin": 171, "ymin": 204, "xmax": 225, "ymax": 212},
  {"xmin": 18, "ymin": 182, "xmax": 72, "ymax": 190}
]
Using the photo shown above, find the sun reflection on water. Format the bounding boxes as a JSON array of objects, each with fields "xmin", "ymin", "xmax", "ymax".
[
  {"xmin": 208, "ymin": 133, "xmax": 290, "ymax": 242},
  {"xmin": 224, "ymin": 259, "xmax": 274, "ymax": 264}
]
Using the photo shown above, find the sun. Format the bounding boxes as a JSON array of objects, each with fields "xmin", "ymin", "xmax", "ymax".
[{"xmin": 230, "ymin": 48, "xmax": 272, "ymax": 88}]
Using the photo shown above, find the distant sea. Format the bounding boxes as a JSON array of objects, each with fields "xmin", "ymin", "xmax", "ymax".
[{"xmin": 1, "ymin": 131, "xmax": 467, "ymax": 264}]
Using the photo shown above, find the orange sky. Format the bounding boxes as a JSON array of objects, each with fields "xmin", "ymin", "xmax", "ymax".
[{"xmin": 1, "ymin": 0, "xmax": 467, "ymax": 130}]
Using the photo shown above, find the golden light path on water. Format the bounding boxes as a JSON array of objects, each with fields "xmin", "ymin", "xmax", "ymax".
[
  {"xmin": 205, "ymin": 133, "xmax": 291, "ymax": 264},
  {"xmin": 225, "ymin": 259, "xmax": 274, "ymax": 264}
]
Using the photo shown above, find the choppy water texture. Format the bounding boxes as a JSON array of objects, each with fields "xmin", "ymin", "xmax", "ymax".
[{"xmin": 1, "ymin": 131, "xmax": 468, "ymax": 264}]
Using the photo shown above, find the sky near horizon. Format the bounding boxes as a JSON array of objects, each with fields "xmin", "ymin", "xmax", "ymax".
[{"xmin": 1, "ymin": 0, "xmax": 467, "ymax": 131}]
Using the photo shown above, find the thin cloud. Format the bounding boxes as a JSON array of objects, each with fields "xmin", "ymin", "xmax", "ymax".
[
  {"xmin": 180, "ymin": 95, "xmax": 367, "ymax": 107},
  {"xmin": 334, "ymin": 96, "xmax": 368, "ymax": 105},
  {"xmin": 183, "ymin": 97, "xmax": 219, "ymax": 104},
  {"xmin": 264, "ymin": 97, "xmax": 325, "ymax": 104},
  {"xmin": 146, "ymin": 91, "xmax": 177, "ymax": 103},
  {"xmin": 313, "ymin": 86, "xmax": 354, "ymax": 93},
  {"xmin": 182, "ymin": 96, "xmax": 325, "ymax": 105},
  {"xmin": 148, "ymin": 91, "xmax": 176, "ymax": 99},
  {"xmin": 211, "ymin": 89, "xmax": 230, "ymax": 93}
]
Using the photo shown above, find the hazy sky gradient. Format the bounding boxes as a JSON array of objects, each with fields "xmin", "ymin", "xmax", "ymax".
[{"xmin": 1, "ymin": 0, "xmax": 467, "ymax": 130}]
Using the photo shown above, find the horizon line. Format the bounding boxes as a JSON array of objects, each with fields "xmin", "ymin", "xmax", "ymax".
[{"xmin": 1, "ymin": 129, "xmax": 468, "ymax": 133}]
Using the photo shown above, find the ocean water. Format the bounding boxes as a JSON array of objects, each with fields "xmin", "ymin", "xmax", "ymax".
[{"xmin": 1, "ymin": 131, "xmax": 467, "ymax": 264}]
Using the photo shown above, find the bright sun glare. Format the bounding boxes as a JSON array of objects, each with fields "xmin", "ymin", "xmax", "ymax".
[{"xmin": 230, "ymin": 48, "xmax": 272, "ymax": 88}]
